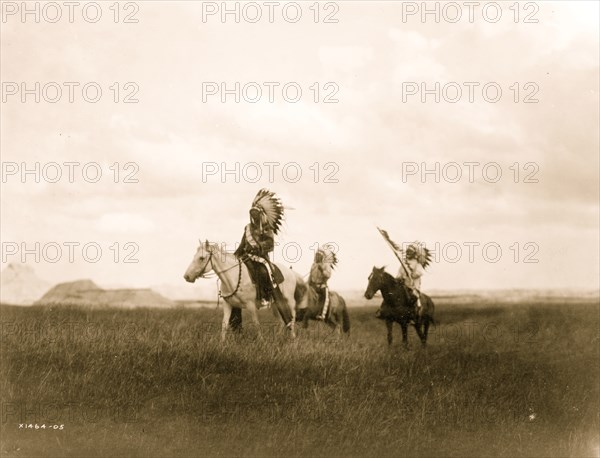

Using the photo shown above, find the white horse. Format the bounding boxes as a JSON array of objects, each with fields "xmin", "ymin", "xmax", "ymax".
[{"xmin": 184, "ymin": 240, "xmax": 307, "ymax": 341}]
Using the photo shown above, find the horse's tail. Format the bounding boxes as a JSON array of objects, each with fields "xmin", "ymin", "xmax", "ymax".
[{"xmin": 340, "ymin": 297, "xmax": 350, "ymax": 334}]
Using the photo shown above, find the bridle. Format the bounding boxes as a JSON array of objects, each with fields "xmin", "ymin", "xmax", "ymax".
[
  {"xmin": 196, "ymin": 248, "xmax": 243, "ymax": 305},
  {"xmin": 365, "ymin": 271, "xmax": 379, "ymax": 299}
]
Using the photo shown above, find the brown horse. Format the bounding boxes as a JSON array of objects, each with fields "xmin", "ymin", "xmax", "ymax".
[
  {"xmin": 296, "ymin": 286, "xmax": 350, "ymax": 336},
  {"xmin": 364, "ymin": 266, "xmax": 434, "ymax": 347}
]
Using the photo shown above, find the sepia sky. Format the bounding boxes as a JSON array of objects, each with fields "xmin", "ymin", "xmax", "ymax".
[{"xmin": 1, "ymin": 1, "xmax": 598, "ymax": 292}]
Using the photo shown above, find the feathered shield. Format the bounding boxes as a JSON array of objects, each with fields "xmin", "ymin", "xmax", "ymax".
[
  {"xmin": 378, "ymin": 228, "xmax": 402, "ymax": 253},
  {"xmin": 250, "ymin": 189, "xmax": 284, "ymax": 234}
]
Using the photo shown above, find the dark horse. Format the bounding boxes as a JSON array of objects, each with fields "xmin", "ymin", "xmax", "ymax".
[{"xmin": 364, "ymin": 266, "xmax": 435, "ymax": 347}]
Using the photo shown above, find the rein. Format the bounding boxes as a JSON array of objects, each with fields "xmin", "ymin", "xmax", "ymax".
[
  {"xmin": 201, "ymin": 250, "xmax": 242, "ymax": 307},
  {"xmin": 218, "ymin": 261, "xmax": 242, "ymax": 300}
]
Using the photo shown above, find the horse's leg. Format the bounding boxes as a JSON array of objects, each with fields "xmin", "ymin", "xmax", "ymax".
[
  {"xmin": 335, "ymin": 311, "xmax": 342, "ymax": 339},
  {"xmin": 326, "ymin": 296, "xmax": 342, "ymax": 339},
  {"xmin": 246, "ymin": 301, "xmax": 262, "ymax": 340},
  {"xmin": 325, "ymin": 309, "xmax": 337, "ymax": 330},
  {"xmin": 324, "ymin": 311, "xmax": 339, "ymax": 340},
  {"xmin": 302, "ymin": 289, "xmax": 316, "ymax": 331},
  {"xmin": 386, "ymin": 320, "xmax": 393, "ymax": 345},
  {"xmin": 413, "ymin": 317, "xmax": 426, "ymax": 346},
  {"xmin": 400, "ymin": 319, "xmax": 409, "ymax": 349},
  {"xmin": 294, "ymin": 276, "xmax": 308, "ymax": 330},
  {"xmin": 302, "ymin": 307, "xmax": 311, "ymax": 329},
  {"xmin": 228, "ymin": 307, "xmax": 242, "ymax": 333},
  {"xmin": 273, "ymin": 283, "xmax": 295, "ymax": 339},
  {"xmin": 221, "ymin": 303, "xmax": 233, "ymax": 342},
  {"xmin": 289, "ymin": 304, "xmax": 297, "ymax": 339},
  {"xmin": 302, "ymin": 289, "xmax": 313, "ymax": 329},
  {"xmin": 422, "ymin": 316, "xmax": 431, "ymax": 346},
  {"xmin": 284, "ymin": 290, "xmax": 296, "ymax": 339},
  {"xmin": 422, "ymin": 297, "xmax": 434, "ymax": 346}
]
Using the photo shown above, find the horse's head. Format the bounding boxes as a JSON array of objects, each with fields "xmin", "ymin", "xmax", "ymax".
[
  {"xmin": 183, "ymin": 239, "xmax": 219, "ymax": 283},
  {"xmin": 364, "ymin": 266, "xmax": 387, "ymax": 300}
]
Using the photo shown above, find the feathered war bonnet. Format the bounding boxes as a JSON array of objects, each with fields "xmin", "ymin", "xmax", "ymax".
[
  {"xmin": 314, "ymin": 244, "xmax": 338, "ymax": 269},
  {"xmin": 249, "ymin": 189, "xmax": 284, "ymax": 234},
  {"xmin": 406, "ymin": 241, "xmax": 433, "ymax": 268}
]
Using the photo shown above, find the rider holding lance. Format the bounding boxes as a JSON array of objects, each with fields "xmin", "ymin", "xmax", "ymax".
[
  {"xmin": 396, "ymin": 242, "xmax": 431, "ymax": 313},
  {"xmin": 377, "ymin": 227, "xmax": 432, "ymax": 315}
]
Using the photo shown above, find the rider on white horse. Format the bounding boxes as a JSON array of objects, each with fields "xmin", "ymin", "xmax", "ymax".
[
  {"xmin": 309, "ymin": 245, "xmax": 337, "ymax": 320},
  {"xmin": 234, "ymin": 189, "xmax": 284, "ymax": 308}
]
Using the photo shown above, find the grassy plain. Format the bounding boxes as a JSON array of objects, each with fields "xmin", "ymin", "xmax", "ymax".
[{"xmin": 1, "ymin": 298, "xmax": 598, "ymax": 457}]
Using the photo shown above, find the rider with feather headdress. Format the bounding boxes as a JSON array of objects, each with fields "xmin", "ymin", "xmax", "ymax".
[
  {"xmin": 309, "ymin": 244, "xmax": 338, "ymax": 320},
  {"xmin": 396, "ymin": 241, "xmax": 432, "ymax": 312},
  {"xmin": 377, "ymin": 227, "xmax": 432, "ymax": 314},
  {"xmin": 234, "ymin": 189, "xmax": 284, "ymax": 307}
]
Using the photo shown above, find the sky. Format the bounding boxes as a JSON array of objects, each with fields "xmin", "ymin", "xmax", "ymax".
[{"xmin": 1, "ymin": 1, "xmax": 599, "ymax": 293}]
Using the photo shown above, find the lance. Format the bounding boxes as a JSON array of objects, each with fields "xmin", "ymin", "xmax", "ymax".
[{"xmin": 377, "ymin": 227, "xmax": 410, "ymax": 277}]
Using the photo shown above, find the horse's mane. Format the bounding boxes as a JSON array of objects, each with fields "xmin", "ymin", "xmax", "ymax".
[
  {"xmin": 381, "ymin": 269, "xmax": 395, "ymax": 281},
  {"xmin": 378, "ymin": 268, "xmax": 407, "ymax": 290},
  {"xmin": 378, "ymin": 268, "xmax": 397, "ymax": 284},
  {"xmin": 376, "ymin": 269, "xmax": 411, "ymax": 308},
  {"xmin": 204, "ymin": 241, "xmax": 236, "ymax": 255}
]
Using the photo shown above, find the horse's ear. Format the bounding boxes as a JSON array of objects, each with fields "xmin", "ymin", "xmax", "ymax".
[{"xmin": 205, "ymin": 239, "xmax": 210, "ymax": 248}]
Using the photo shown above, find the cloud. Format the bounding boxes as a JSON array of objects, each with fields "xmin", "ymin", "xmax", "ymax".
[
  {"xmin": 96, "ymin": 213, "xmax": 155, "ymax": 234},
  {"xmin": 1, "ymin": 2, "xmax": 598, "ymax": 290}
]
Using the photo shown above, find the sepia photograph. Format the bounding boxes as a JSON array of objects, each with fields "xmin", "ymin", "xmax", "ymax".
[{"xmin": 1, "ymin": 1, "xmax": 599, "ymax": 457}]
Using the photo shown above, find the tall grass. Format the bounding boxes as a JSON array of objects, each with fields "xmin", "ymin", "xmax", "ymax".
[{"xmin": 1, "ymin": 301, "xmax": 598, "ymax": 457}]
